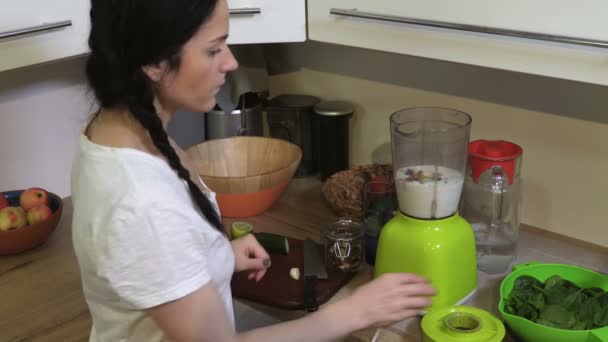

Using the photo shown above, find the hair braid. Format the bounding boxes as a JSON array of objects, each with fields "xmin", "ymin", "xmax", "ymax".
[
  {"xmin": 127, "ymin": 89, "xmax": 224, "ymax": 232},
  {"xmin": 85, "ymin": 0, "xmax": 224, "ymax": 233}
]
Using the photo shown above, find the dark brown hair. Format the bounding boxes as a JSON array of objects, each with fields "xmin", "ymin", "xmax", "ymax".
[{"xmin": 85, "ymin": 0, "xmax": 224, "ymax": 231}]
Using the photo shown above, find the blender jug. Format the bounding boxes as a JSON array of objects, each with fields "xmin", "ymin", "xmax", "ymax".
[
  {"xmin": 375, "ymin": 107, "xmax": 477, "ymax": 310},
  {"xmin": 390, "ymin": 108, "xmax": 470, "ymax": 219},
  {"xmin": 460, "ymin": 140, "xmax": 523, "ymax": 274}
]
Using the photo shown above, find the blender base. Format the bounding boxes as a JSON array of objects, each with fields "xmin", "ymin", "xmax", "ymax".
[
  {"xmin": 374, "ymin": 212, "xmax": 478, "ymax": 311},
  {"xmin": 420, "ymin": 287, "xmax": 478, "ymax": 315}
]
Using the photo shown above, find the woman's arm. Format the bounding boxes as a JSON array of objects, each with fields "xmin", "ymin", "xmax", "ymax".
[
  {"xmin": 147, "ymin": 281, "xmax": 358, "ymax": 342},
  {"xmin": 148, "ymin": 273, "xmax": 435, "ymax": 342},
  {"xmin": 147, "ymin": 283, "xmax": 235, "ymax": 342}
]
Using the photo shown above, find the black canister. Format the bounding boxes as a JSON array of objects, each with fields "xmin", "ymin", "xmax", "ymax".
[
  {"xmin": 314, "ymin": 101, "xmax": 354, "ymax": 181},
  {"xmin": 266, "ymin": 94, "xmax": 321, "ymax": 177}
]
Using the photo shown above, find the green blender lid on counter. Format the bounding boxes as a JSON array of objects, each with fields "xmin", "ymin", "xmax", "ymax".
[{"xmin": 421, "ymin": 306, "xmax": 506, "ymax": 342}]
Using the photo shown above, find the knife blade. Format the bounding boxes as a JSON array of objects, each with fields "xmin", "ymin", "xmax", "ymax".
[{"xmin": 302, "ymin": 239, "xmax": 328, "ymax": 312}]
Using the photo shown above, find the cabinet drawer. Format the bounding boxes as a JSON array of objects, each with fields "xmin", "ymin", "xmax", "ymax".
[
  {"xmin": 228, "ymin": 0, "xmax": 305, "ymax": 44},
  {"xmin": 308, "ymin": 0, "xmax": 608, "ymax": 85},
  {"xmin": 0, "ymin": 0, "xmax": 90, "ymax": 72}
]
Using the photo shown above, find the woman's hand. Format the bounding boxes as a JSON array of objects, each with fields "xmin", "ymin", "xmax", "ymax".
[
  {"xmin": 230, "ymin": 234, "xmax": 271, "ymax": 282},
  {"xmin": 337, "ymin": 273, "xmax": 436, "ymax": 330}
]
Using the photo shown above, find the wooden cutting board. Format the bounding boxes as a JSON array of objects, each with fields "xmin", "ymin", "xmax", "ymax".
[{"xmin": 231, "ymin": 237, "xmax": 356, "ymax": 310}]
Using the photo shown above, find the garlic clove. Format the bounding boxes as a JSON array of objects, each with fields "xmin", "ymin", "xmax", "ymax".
[{"xmin": 289, "ymin": 267, "xmax": 300, "ymax": 280}]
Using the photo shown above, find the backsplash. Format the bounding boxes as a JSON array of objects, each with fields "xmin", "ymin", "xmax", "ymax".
[{"xmin": 265, "ymin": 41, "xmax": 608, "ymax": 248}]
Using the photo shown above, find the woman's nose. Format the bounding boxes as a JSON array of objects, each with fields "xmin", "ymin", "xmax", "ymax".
[{"xmin": 221, "ymin": 47, "xmax": 239, "ymax": 73}]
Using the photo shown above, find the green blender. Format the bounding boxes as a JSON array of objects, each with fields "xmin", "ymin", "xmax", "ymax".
[{"xmin": 374, "ymin": 107, "xmax": 477, "ymax": 311}]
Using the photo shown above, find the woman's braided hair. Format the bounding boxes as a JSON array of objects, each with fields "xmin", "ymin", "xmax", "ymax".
[{"xmin": 85, "ymin": 0, "xmax": 223, "ymax": 231}]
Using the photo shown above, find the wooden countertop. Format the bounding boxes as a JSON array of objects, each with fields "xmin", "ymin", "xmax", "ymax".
[{"xmin": 0, "ymin": 177, "xmax": 606, "ymax": 342}]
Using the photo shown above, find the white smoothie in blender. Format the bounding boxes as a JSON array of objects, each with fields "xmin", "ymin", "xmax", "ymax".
[{"xmin": 395, "ymin": 165, "xmax": 464, "ymax": 219}]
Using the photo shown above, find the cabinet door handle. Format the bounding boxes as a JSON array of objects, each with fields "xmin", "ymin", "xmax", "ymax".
[
  {"xmin": 0, "ymin": 20, "xmax": 72, "ymax": 40},
  {"xmin": 229, "ymin": 7, "xmax": 261, "ymax": 15},
  {"xmin": 330, "ymin": 8, "xmax": 608, "ymax": 49}
]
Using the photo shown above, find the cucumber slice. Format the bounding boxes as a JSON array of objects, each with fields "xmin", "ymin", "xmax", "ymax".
[{"xmin": 254, "ymin": 232, "xmax": 290, "ymax": 255}]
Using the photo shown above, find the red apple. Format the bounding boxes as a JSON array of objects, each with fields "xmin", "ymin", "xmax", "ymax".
[
  {"xmin": 27, "ymin": 204, "xmax": 52, "ymax": 225},
  {"xmin": 0, "ymin": 207, "xmax": 27, "ymax": 231},
  {"xmin": 0, "ymin": 194, "xmax": 8, "ymax": 210},
  {"xmin": 20, "ymin": 188, "xmax": 49, "ymax": 212}
]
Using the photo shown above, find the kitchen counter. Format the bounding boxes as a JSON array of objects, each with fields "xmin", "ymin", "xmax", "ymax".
[{"xmin": 0, "ymin": 177, "xmax": 606, "ymax": 341}]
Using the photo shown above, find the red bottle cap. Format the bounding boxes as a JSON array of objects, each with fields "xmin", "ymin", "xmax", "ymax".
[
  {"xmin": 469, "ymin": 140, "xmax": 523, "ymax": 184},
  {"xmin": 366, "ymin": 177, "xmax": 393, "ymax": 193}
]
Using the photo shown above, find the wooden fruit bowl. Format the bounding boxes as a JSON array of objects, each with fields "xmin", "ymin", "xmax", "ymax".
[{"xmin": 0, "ymin": 190, "xmax": 63, "ymax": 255}]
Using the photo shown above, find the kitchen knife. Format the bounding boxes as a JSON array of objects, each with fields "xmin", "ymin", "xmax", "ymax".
[{"xmin": 302, "ymin": 239, "xmax": 328, "ymax": 312}]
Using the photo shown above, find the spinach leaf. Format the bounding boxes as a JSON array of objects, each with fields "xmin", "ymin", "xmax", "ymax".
[
  {"xmin": 540, "ymin": 275, "xmax": 580, "ymax": 305},
  {"xmin": 514, "ymin": 275, "xmax": 543, "ymax": 290},
  {"xmin": 505, "ymin": 274, "xmax": 608, "ymax": 331},
  {"xmin": 538, "ymin": 304, "xmax": 576, "ymax": 329},
  {"xmin": 592, "ymin": 292, "xmax": 608, "ymax": 328},
  {"xmin": 583, "ymin": 287, "xmax": 605, "ymax": 298}
]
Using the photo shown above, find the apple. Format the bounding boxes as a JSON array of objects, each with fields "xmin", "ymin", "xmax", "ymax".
[
  {"xmin": 27, "ymin": 204, "xmax": 52, "ymax": 225},
  {"xmin": 0, "ymin": 194, "xmax": 8, "ymax": 210},
  {"xmin": 0, "ymin": 207, "xmax": 27, "ymax": 231},
  {"xmin": 20, "ymin": 188, "xmax": 49, "ymax": 212}
]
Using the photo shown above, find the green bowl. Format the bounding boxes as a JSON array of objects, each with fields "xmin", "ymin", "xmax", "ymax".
[{"xmin": 499, "ymin": 262, "xmax": 608, "ymax": 342}]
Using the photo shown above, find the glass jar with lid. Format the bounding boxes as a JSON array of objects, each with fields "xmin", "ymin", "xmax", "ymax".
[{"xmin": 322, "ymin": 218, "xmax": 363, "ymax": 272}]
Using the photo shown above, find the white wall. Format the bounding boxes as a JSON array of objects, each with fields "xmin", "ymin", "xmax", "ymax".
[{"xmin": 0, "ymin": 56, "xmax": 91, "ymax": 198}]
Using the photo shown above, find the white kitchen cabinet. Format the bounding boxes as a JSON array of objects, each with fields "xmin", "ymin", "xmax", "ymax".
[
  {"xmin": 0, "ymin": 0, "xmax": 305, "ymax": 73},
  {"xmin": 227, "ymin": 0, "xmax": 306, "ymax": 44},
  {"xmin": 308, "ymin": 0, "xmax": 608, "ymax": 86},
  {"xmin": 0, "ymin": 0, "xmax": 90, "ymax": 72}
]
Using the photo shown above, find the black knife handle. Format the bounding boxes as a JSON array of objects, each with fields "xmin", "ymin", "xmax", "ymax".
[{"xmin": 304, "ymin": 275, "xmax": 318, "ymax": 312}]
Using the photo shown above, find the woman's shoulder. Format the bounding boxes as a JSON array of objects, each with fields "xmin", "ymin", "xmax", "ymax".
[
  {"xmin": 84, "ymin": 109, "xmax": 162, "ymax": 155},
  {"xmin": 74, "ymin": 141, "xmax": 189, "ymax": 215}
]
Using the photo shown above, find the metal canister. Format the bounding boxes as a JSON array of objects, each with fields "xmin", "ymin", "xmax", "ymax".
[
  {"xmin": 314, "ymin": 100, "xmax": 354, "ymax": 181},
  {"xmin": 205, "ymin": 92, "xmax": 264, "ymax": 139},
  {"xmin": 266, "ymin": 94, "xmax": 321, "ymax": 177}
]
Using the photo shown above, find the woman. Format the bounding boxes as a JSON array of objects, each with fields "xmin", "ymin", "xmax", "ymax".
[{"xmin": 71, "ymin": 0, "xmax": 436, "ymax": 341}]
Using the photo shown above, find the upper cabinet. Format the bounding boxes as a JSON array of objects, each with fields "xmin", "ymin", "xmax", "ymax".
[
  {"xmin": 0, "ymin": 0, "xmax": 90, "ymax": 73},
  {"xmin": 228, "ymin": 0, "xmax": 306, "ymax": 44},
  {"xmin": 308, "ymin": 0, "xmax": 608, "ymax": 86},
  {"xmin": 0, "ymin": 0, "xmax": 306, "ymax": 73}
]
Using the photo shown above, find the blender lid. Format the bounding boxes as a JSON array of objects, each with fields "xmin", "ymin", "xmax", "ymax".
[{"xmin": 421, "ymin": 306, "xmax": 506, "ymax": 342}]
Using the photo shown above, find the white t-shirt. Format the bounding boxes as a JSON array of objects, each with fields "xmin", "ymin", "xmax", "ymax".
[{"xmin": 71, "ymin": 135, "xmax": 235, "ymax": 342}]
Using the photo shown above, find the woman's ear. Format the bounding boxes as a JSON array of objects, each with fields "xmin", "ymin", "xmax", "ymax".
[{"xmin": 141, "ymin": 62, "xmax": 167, "ymax": 83}]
